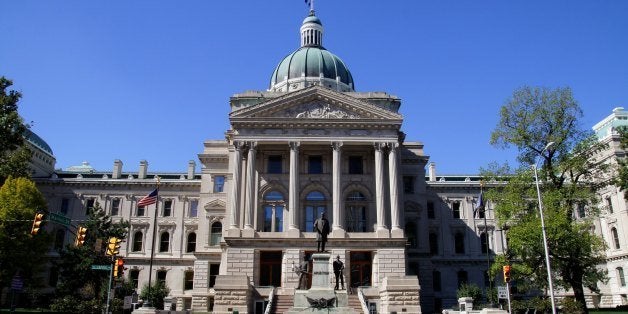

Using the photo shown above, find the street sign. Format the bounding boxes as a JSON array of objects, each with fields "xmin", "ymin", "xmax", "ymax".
[
  {"xmin": 49, "ymin": 212, "xmax": 71, "ymax": 227},
  {"xmin": 91, "ymin": 265, "xmax": 112, "ymax": 271},
  {"xmin": 497, "ymin": 286, "xmax": 508, "ymax": 299},
  {"xmin": 124, "ymin": 296, "xmax": 133, "ymax": 309}
]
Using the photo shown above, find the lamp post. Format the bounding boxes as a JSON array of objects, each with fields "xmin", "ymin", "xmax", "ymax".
[{"xmin": 533, "ymin": 142, "xmax": 557, "ymax": 314}]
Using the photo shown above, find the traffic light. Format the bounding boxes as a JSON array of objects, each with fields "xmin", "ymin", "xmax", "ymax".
[
  {"xmin": 106, "ymin": 237, "xmax": 122, "ymax": 256},
  {"xmin": 31, "ymin": 213, "xmax": 44, "ymax": 235},
  {"xmin": 114, "ymin": 258, "xmax": 125, "ymax": 278},
  {"xmin": 75, "ymin": 226, "xmax": 87, "ymax": 247},
  {"xmin": 503, "ymin": 265, "xmax": 512, "ymax": 283}
]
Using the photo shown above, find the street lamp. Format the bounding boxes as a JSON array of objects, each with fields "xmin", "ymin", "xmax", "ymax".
[{"xmin": 533, "ymin": 142, "xmax": 557, "ymax": 314}]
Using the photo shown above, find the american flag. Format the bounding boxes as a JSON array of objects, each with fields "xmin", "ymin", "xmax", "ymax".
[{"xmin": 138, "ymin": 188, "xmax": 158, "ymax": 207}]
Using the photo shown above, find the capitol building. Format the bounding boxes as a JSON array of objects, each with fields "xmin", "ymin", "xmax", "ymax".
[{"xmin": 28, "ymin": 9, "xmax": 628, "ymax": 314}]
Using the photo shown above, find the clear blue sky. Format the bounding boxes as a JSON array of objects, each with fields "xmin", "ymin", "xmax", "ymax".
[{"xmin": 2, "ymin": 1, "xmax": 627, "ymax": 175}]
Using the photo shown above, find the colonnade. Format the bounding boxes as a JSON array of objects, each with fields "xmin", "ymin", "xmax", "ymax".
[{"xmin": 227, "ymin": 141, "xmax": 402, "ymax": 236}]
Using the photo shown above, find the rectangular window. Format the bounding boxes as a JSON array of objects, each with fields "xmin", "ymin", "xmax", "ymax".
[
  {"xmin": 189, "ymin": 199, "xmax": 198, "ymax": 218},
  {"xmin": 267, "ymin": 155, "xmax": 282, "ymax": 174},
  {"xmin": 85, "ymin": 198, "xmax": 95, "ymax": 215},
  {"xmin": 157, "ymin": 270, "xmax": 167, "ymax": 285},
  {"xmin": 348, "ymin": 156, "xmax": 363, "ymax": 174},
  {"xmin": 130, "ymin": 269, "xmax": 139, "ymax": 288},
  {"xmin": 163, "ymin": 200, "xmax": 173, "ymax": 217},
  {"xmin": 213, "ymin": 175, "xmax": 225, "ymax": 193},
  {"xmin": 427, "ymin": 201, "xmax": 435, "ymax": 219},
  {"xmin": 60, "ymin": 198, "xmax": 70, "ymax": 215},
  {"xmin": 111, "ymin": 198, "xmax": 121, "ymax": 216},
  {"xmin": 209, "ymin": 264, "xmax": 220, "ymax": 288},
  {"xmin": 578, "ymin": 203, "xmax": 586, "ymax": 218},
  {"xmin": 308, "ymin": 155, "xmax": 323, "ymax": 174},
  {"xmin": 184, "ymin": 271, "xmax": 194, "ymax": 290},
  {"xmin": 607, "ymin": 197, "xmax": 614, "ymax": 214},
  {"xmin": 429, "ymin": 232, "xmax": 438, "ymax": 255},
  {"xmin": 403, "ymin": 176, "xmax": 414, "ymax": 194},
  {"xmin": 433, "ymin": 271, "xmax": 441, "ymax": 291},
  {"xmin": 137, "ymin": 206, "xmax": 145, "ymax": 217},
  {"xmin": 452, "ymin": 202, "xmax": 461, "ymax": 219}
]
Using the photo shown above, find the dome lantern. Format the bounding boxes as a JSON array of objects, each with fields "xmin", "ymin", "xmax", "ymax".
[{"xmin": 300, "ymin": 10, "xmax": 323, "ymax": 47}]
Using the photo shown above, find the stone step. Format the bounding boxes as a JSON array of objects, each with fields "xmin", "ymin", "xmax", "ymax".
[
  {"xmin": 348, "ymin": 293, "xmax": 363, "ymax": 313},
  {"xmin": 272, "ymin": 294, "xmax": 294, "ymax": 314}
]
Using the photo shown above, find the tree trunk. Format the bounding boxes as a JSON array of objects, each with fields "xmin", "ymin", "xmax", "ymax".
[{"xmin": 568, "ymin": 270, "xmax": 589, "ymax": 314}]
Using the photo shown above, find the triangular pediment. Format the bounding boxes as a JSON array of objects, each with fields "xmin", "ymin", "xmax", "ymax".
[
  {"xmin": 204, "ymin": 199, "xmax": 226, "ymax": 211},
  {"xmin": 230, "ymin": 86, "xmax": 402, "ymax": 121}
]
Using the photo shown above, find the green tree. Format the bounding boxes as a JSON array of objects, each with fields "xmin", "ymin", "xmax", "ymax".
[
  {"xmin": 0, "ymin": 177, "xmax": 52, "ymax": 293},
  {"xmin": 457, "ymin": 283, "xmax": 482, "ymax": 307},
  {"xmin": 487, "ymin": 86, "xmax": 609, "ymax": 313},
  {"xmin": 0, "ymin": 77, "xmax": 31, "ymax": 184},
  {"xmin": 139, "ymin": 281, "xmax": 170, "ymax": 310},
  {"xmin": 51, "ymin": 202, "xmax": 129, "ymax": 313}
]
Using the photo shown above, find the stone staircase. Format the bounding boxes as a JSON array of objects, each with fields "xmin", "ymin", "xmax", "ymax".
[
  {"xmin": 271, "ymin": 294, "xmax": 294, "ymax": 314},
  {"xmin": 348, "ymin": 293, "xmax": 364, "ymax": 313}
]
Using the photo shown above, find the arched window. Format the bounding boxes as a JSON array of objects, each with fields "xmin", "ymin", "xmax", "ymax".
[
  {"xmin": 429, "ymin": 232, "xmax": 438, "ymax": 255},
  {"xmin": 346, "ymin": 191, "xmax": 367, "ymax": 232},
  {"xmin": 480, "ymin": 232, "xmax": 489, "ymax": 254},
  {"xmin": 612, "ymin": 227, "xmax": 620, "ymax": 249},
  {"xmin": 405, "ymin": 222, "xmax": 417, "ymax": 248},
  {"xmin": 618, "ymin": 267, "xmax": 626, "ymax": 287},
  {"xmin": 455, "ymin": 232, "xmax": 465, "ymax": 254},
  {"xmin": 159, "ymin": 232, "xmax": 170, "ymax": 252},
  {"xmin": 304, "ymin": 191, "xmax": 326, "ymax": 232},
  {"xmin": 210, "ymin": 222, "xmax": 222, "ymax": 246},
  {"xmin": 187, "ymin": 232, "xmax": 196, "ymax": 253},
  {"xmin": 132, "ymin": 231, "xmax": 143, "ymax": 252},
  {"xmin": 262, "ymin": 191, "xmax": 284, "ymax": 232}
]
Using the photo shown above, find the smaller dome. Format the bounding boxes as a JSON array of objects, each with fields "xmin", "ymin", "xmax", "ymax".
[
  {"xmin": 303, "ymin": 14, "xmax": 322, "ymax": 25},
  {"xmin": 24, "ymin": 129, "xmax": 54, "ymax": 156}
]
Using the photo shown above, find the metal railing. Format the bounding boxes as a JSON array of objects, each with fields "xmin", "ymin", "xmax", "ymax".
[
  {"xmin": 264, "ymin": 286, "xmax": 275, "ymax": 314},
  {"xmin": 357, "ymin": 286, "xmax": 370, "ymax": 314}
]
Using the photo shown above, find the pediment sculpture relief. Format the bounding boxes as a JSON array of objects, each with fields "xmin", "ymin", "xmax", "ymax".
[{"xmin": 278, "ymin": 102, "xmax": 360, "ymax": 119}]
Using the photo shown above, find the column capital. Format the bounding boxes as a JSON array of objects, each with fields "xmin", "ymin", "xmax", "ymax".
[
  {"xmin": 247, "ymin": 141, "xmax": 258, "ymax": 151},
  {"xmin": 289, "ymin": 141, "xmax": 300, "ymax": 150},
  {"xmin": 388, "ymin": 142, "xmax": 399, "ymax": 150},
  {"xmin": 374, "ymin": 142, "xmax": 386, "ymax": 151},
  {"xmin": 332, "ymin": 141, "xmax": 343, "ymax": 151}
]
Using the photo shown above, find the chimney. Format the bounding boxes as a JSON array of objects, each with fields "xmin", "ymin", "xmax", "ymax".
[
  {"xmin": 138, "ymin": 160, "xmax": 148, "ymax": 179},
  {"xmin": 112, "ymin": 160, "xmax": 123, "ymax": 179},
  {"xmin": 428, "ymin": 162, "xmax": 436, "ymax": 182},
  {"xmin": 187, "ymin": 160, "xmax": 196, "ymax": 179}
]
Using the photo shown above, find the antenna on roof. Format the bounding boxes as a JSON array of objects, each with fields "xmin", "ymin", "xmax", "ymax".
[{"xmin": 305, "ymin": 0, "xmax": 314, "ymax": 12}]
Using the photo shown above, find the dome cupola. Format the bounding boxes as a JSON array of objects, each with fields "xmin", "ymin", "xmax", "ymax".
[{"xmin": 269, "ymin": 10, "xmax": 355, "ymax": 92}]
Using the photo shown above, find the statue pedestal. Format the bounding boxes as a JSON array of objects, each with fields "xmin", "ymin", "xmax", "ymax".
[{"xmin": 287, "ymin": 253, "xmax": 358, "ymax": 314}]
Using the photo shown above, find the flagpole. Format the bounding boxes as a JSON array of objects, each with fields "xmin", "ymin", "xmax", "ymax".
[
  {"xmin": 144, "ymin": 177, "xmax": 160, "ymax": 308},
  {"xmin": 481, "ymin": 183, "xmax": 493, "ymax": 304}
]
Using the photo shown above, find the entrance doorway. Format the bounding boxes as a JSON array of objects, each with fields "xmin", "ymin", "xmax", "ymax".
[{"xmin": 350, "ymin": 251, "xmax": 372, "ymax": 288}]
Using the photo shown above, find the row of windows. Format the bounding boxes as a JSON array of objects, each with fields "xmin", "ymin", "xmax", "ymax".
[
  {"xmin": 130, "ymin": 223, "xmax": 222, "ymax": 253},
  {"xmin": 78, "ymin": 198, "xmax": 200, "ymax": 218},
  {"xmin": 124, "ymin": 264, "xmax": 220, "ymax": 290},
  {"xmin": 261, "ymin": 190, "xmax": 368, "ymax": 232},
  {"xmin": 428, "ymin": 231, "xmax": 491, "ymax": 255},
  {"xmin": 426, "ymin": 201, "xmax": 488, "ymax": 219},
  {"xmin": 265, "ymin": 155, "xmax": 365, "ymax": 175}
]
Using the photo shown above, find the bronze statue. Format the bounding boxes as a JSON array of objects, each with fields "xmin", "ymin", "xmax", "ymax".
[
  {"xmin": 313, "ymin": 212, "xmax": 330, "ymax": 252},
  {"xmin": 296, "ymin": 255, "xmax": 310, "ymax": 290},
  {"xmin": 333, "ymin": 255, "xmax": 345, "ymax": 290}
]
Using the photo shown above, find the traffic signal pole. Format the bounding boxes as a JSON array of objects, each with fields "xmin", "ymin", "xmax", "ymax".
[
  {"xmin": 506, "ymin": 281, "xmax": 512, "ymax": 313},
  {"xmin": 105, "ymin": 255, "xmax": 114, "ymax": 314}
]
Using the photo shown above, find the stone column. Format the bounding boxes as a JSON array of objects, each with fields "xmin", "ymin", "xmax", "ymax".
[
  {"xmin": 244, "ymin": 142, "xmax": 257, "ymax": 235},
  {"xmin": 288, "ymin": 141, "xmax": 300, "ymax": 237},
  {"xmin": 229, "ymin": 142, "xmax": 243, "ymax": 231},
  {"xmin": 332, "ymin": 142, "xmax": 345, "ymax": 236},
  {"xmin": 388, "ymin": 142, "xmax": 403, "ymax": 238},
  {"xmin": 374, "ymin": 143, "xmax": 388, "ymax": 237}
]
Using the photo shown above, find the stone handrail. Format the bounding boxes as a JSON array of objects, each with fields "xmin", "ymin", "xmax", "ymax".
[
  {"xmin": 264, "ymin": 286, "xmax": 275, "ymax": 314},
  {"xmin": 357, "ymin": 286, "xmax": 370, "ymax": 314}
]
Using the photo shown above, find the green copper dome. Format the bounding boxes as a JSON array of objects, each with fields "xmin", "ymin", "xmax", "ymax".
[
  {"xmin": 269, "ymin": 11, "xmax": 354, "ymax": 92},
  {"xmin": 269, "ymin": 47, "xmax": 354, "ymax": 91}
]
